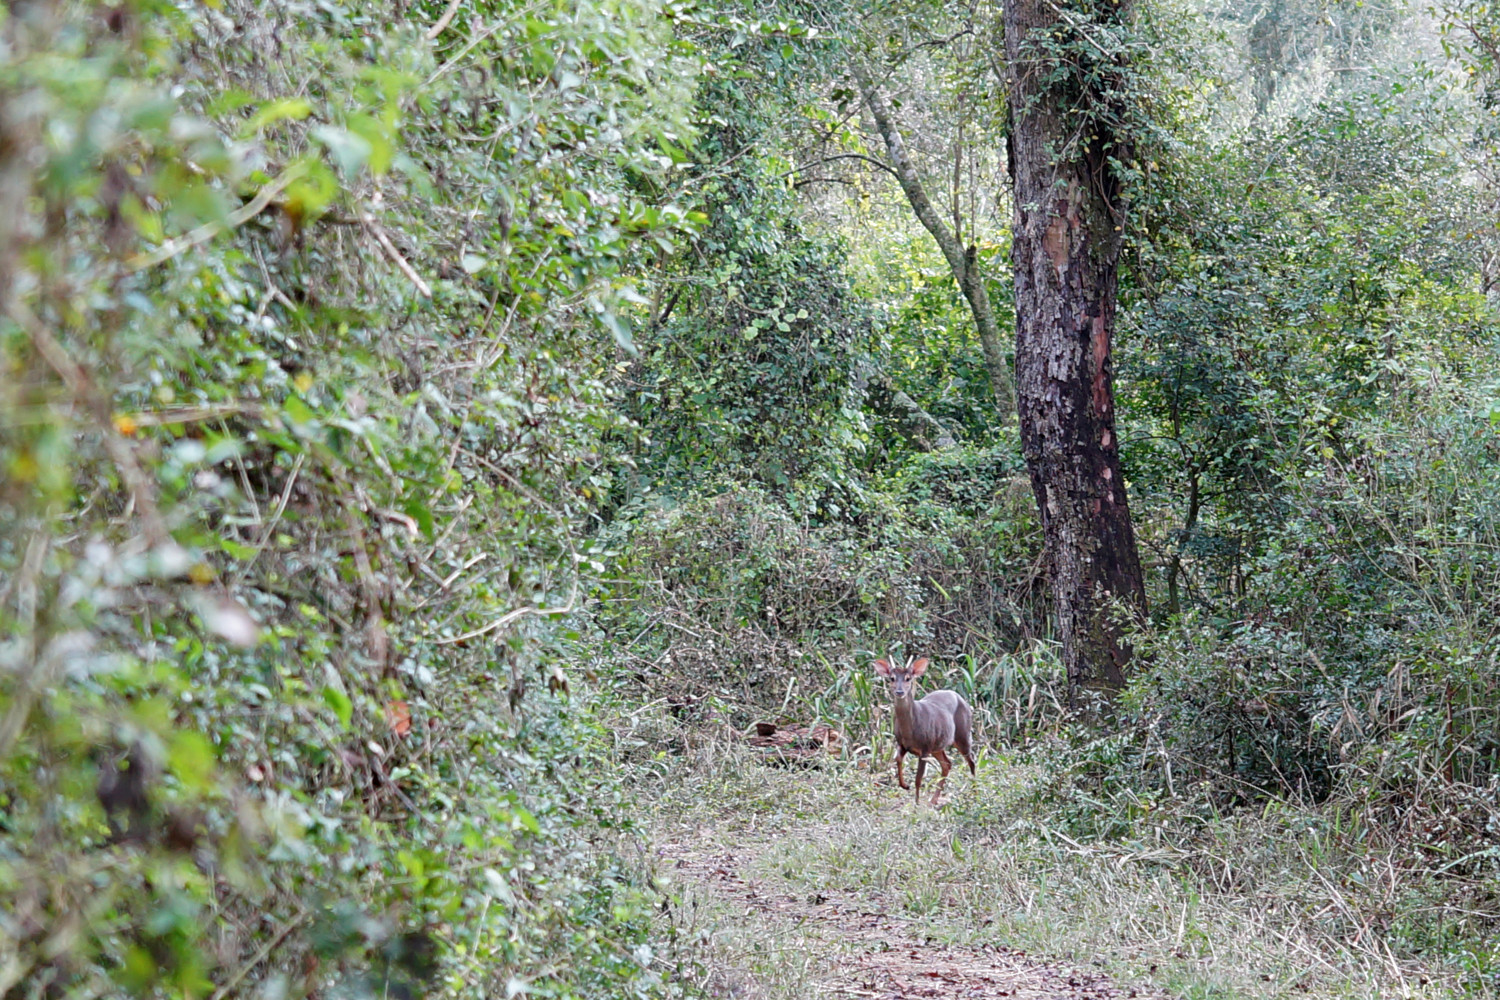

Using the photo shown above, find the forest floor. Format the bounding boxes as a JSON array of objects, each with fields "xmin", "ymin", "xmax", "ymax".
[
  {"xmin": 657, "ymin": 816, "xmax": 1173, "ymax": 1000},
  {"xmin": 637, "ymin": 724, "xmax": 1462, "ymax": 1000}
]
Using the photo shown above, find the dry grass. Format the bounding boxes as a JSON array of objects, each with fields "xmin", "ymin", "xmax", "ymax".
[{"xmin": 629, "ymin": 713, "xmax": 1485, "ymax": 1000}]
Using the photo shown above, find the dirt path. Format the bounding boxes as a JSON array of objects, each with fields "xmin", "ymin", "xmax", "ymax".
[{"xmin": 659, "ymin": 833, "xmax": 1176, "ymax": 1000}]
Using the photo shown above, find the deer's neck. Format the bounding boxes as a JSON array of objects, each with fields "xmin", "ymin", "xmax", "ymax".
[{"xmin": 893, "ymin": 691, "xmax": 921, "ymax": 745}]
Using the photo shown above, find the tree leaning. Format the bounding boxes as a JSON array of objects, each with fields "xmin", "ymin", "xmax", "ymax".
[{"xmin": 1003, "ymin": 0, "xmax": 1148, "ymax": 699}]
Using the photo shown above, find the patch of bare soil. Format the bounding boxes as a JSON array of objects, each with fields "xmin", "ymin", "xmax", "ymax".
[{"xmin": 660, "ymin": 836, "xmax": 1176, "ymax": 1000}]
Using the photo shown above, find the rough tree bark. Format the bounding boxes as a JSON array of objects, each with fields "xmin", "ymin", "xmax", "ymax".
[
  {"xmin": 850, "ymin": 62, "xmax": 1015, "ymax": 417},
  {"xmin": 1003, "ymin": 0, "xmax": 1148, "ymax": 698}
]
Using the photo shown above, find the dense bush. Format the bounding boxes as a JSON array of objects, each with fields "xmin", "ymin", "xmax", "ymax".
[
  {"xmin": 0, "ymin": 0, "xmax": 698, "ymax": 995},
  {"xmin": 595, "ymin": 443, "xmax": 1044, "ymax": 717}
]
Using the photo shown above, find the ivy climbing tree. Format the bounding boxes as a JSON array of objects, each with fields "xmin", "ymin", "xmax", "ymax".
[{"xmin": 1003, "ymin": 0, "xmax": 1148, "ymax": 699}]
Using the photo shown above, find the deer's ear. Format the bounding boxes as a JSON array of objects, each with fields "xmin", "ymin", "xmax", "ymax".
[
  {"xmin": 910, "ymin": 657, "xmax": 930, "ymax": 677},
  {"xmin": 873, "ymin": 658, "xmax": 892, "ymax": 678}
]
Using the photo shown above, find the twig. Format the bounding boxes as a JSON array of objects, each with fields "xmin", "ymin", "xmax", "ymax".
[
  {"xmin": 230, "ymin": 453, "xmax": 305, "ymax": 588},
  {"xmin": 252, "ymin": 243, "xmax": 298, "ymax": 318},
  {"xmin": 122, "ymin": 403, "xmax": 264, "ymax": 428},
  {"xmin": 209, "ymin": 915, "xmax": 308, "ymax": 1000},
  {"xmin": 425, "ymin": 0, "xmax": 464, "ymax": 38},
  {"xmin": 128, "ymin": 164, "xmax": 307, "ymax": 272},
  {"xmin": 9, "ymin": 299, "xmax": 168, "ymax": 545},
  {"xmin": 362, "ymin": 212, "xmax": 433, "ymax": 297},
  {"xmin": 425, "ymin": 19, "xmax": 507, "ymax": 87},
  {"xmin": 439, "ymin": 553, "xmax": 488, "ymax": 590},
  {"xmin": 0, "ymin": 533, "xmax": 51, "ymax": 762},
  {"xmin": 1041, "ymin": 0, "xmax": 1117, "ymax": 61},
  {"xmin": 428, "ymin": 446, "xmax": 584, "ymax": 643},
  {"xmin": 374, "ymin": 507, "xmax": 420, "ymax": 538},
  {"xmin": 432, "ymin": 599, "xmax": 573, "ymax": 646},
  {"xmin": 778, "ymin": 153, "xmax": 897, "ymax": 180}
]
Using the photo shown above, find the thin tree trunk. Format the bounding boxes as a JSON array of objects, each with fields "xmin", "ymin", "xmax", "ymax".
[
  {"xmin": 1166, "ymin": 464, "xmax": 1200, "ymax": 617},
  {"xmin": 1003, "ymin": 0, "xmax": 1148, "ymax": 699},
  {"xmin": 851, "ymin": 62, "xmax": 1015, "ymax": 418}
]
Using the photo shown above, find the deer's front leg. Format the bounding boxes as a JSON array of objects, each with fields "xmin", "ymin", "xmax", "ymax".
[{"xmin": 895, "ymin": 746, "xmax": 909, "ymax": 789}]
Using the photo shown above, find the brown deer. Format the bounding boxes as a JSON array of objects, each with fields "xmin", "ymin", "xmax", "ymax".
[{"xmin": 874, "ymin": 655, "xmax": 976, "ymax": 805}]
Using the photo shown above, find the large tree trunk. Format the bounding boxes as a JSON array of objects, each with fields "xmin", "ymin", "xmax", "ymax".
[
  {"xmin": 850, "ymin": 62, "xmax": 1015, "ymax": 417},
  {"xmin": 1003, "ymin": 0, "xmax": 1148, "ymax": 699}
]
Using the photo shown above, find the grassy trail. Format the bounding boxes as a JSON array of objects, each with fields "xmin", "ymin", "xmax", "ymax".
[
  {"xmin": 636, "ymin": 728, "xmax": 1462, "ymax": 1000},
  {"xmin": 657, "ymin": 816, "xmax": 1172, "ymax": 999}
]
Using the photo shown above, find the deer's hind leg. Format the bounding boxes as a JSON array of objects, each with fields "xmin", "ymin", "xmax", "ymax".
[
  {"xmin": 954, "ymin": 701, "xmax": 977, "ymax": 776},
  {"xmin": 932, "ymin": 749, "xmax": 953, "ymax": 805},
  {"xmin": 913, "ymin": 757, "xmax": 926, "ymax": 805}
]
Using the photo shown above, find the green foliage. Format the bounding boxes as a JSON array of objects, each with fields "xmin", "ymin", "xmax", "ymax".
[
  {"xmin": 598, "ymin": 485, "xmax": 921, "ymax": 709},
  {"xmin": 10, "ymin": 0, "xmax": 1500, "ymax": 988},
  {"xmin": 985, "ymin": 22, "xmax": 1500, "ymax": 981},
  {"xmin": 0, "ymin": 0, "xmax": 701, "ymax": 995},
  {"xmin": 864, "ymin": 235, "xmax": 1014, "ymax": 445},
  {"xmin": 596, "ymin": 444, "xmax": 1043, "ymax": 717},
  {"xmin": 1108, "ymin": 38, "xmax": 1500, "ymax": 830},
  {"xmin": 1123, "ymin": 76, "xmax": 1496, "ymax": 626},
  {"xmin": 1006, "ymin": 0, "xmax": 1193, "ymax": 204},
  {"xmin": 628, "ymin": 109, "xmax": 871, "ymax": 502}
]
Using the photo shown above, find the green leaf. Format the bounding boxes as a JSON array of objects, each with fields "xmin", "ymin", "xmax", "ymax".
[
  {"xmin": 403, "ymin": 498, "xmax": 434, "ymax": 538},
  {"xmin": 283, "ymin": 156, "xmax": 339, "ymax": 216},
  {"xmin": 168, "ymin": 730, "xmax": 217, "ymax": 792},
  {"xmin": 322, "ymin": 686, "xmax": 353, "ymax": 730},
  {"xmin": 347, "ymin": 112, "xmax": 395, "ymax": 175},
  {"xmin": 396, "ymin": 849, "xmax": 425, "ymax": 878},
  {"xmin": 600, "ymin": 311, "xmax": 635, "ymax": 353},
  {"xmin": 513, "ymin": 807, "xmax": 541, "ymax": 834},
  {"xmin": 119, "ymin": 946, "xmax": 157, "ymax": 993},
  {"xmin": 311, "ymin": 125, "xmax": 373, "ymax": 178},
  {"xmin": 283, "ymin": 395, "xmax": 315, "ymax": 427},
  {"xmin": 243, "ymin": 97, "xmax": 312, "ymax": 136},
  {"xmin": 220, "ymin": 538, "xmax": 257, "ymax": 560},
  {"xmin": 205, "ymin": 88, "xmax": 255, "ymax": 117}
]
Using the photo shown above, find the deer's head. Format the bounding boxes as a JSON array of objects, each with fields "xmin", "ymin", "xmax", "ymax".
[{"xmin": 873, "ymin": 655, "xmax": 928, "ymax": 701}]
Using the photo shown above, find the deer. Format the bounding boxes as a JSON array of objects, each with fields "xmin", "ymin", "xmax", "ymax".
[{"xmin": 874, "ymin": 655, "xmax": 975, "ymax": 805}]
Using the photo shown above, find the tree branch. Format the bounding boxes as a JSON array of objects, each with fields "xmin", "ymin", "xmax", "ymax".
[
  {"xmin": 425, "ymin": 0, "xmax": 464, "ymax": 39},
  {"xmin": 127, "ymin": 163, "xmax": 307, "ymax": 272},
  {"xmin": 778, "ymin": 152, "xmax": 897, "ymax": 180},
  {"xmin": 851, "ymin": 60, "xmax": 1015, "ymax": 417},
  {"xmin": 792, "ymin": 176, "xmax": 859, "ymax": 189}
]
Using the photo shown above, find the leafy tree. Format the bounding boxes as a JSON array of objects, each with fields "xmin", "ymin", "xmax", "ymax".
[
  {"xmin": 625, "ymin": 32, "xmax": 874, "ymax": 509},
  {"xmin": 850, "ymin": 52, "xmax": 1016, "ymax": 416}
]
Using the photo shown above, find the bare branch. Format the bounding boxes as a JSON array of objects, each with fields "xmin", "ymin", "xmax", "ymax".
[
  {"xmin": 779, "ymin": 152, "xmax": 898, "ymax": 179},
  {"xmin": 363, "ymin": 211, "xmax": 434, "ymax": 297},
  {"xmin": 425, "ymin": 0, "xmax": 464, "ymax": 39}
]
